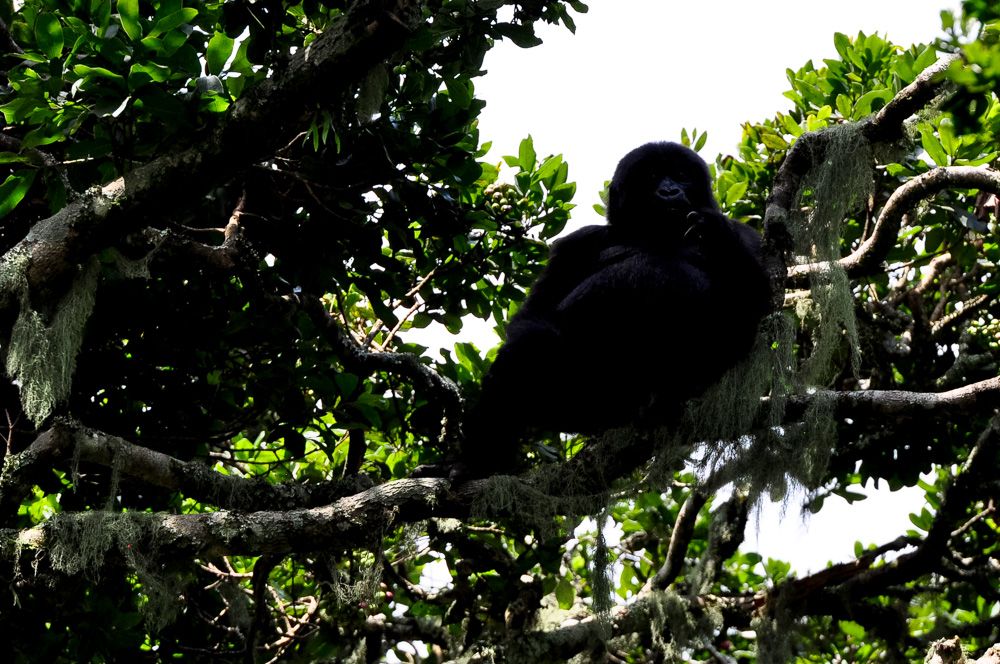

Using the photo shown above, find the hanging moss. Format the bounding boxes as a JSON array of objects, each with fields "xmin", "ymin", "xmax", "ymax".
[
  {"xmin": 752, "ymin": 589, "xmax": 796, "ymax": 663},
  {"xmin": 4, "ymin": 257, "xmax": 101, "ymax": 424},
  {"xmin": 681, "ymin": 314, "xmax": 811, "ymax": 503},
  {"xmin": 591, "ymin": 509, "xmax": 613, "ymax": 619},
  {"xmin": 792, "ymin": 123, "xmax": 872, "ymax": 382},
  {"xmin": 46, "ymin": 510, "xmax": 182, "ymax": 631},
  {"xmin": 648, "ymin": 589, "xmax": 723, "ymax": 662},
  {"xmin": 330, "ymin": 550, "xmax": 382, "ymax": 607},
  {"xmin": 685, "ymin": 313, "xmax": 792, "ymax": 446}
]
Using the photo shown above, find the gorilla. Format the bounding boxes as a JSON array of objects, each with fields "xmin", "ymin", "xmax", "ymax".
[{"xmin": 462, "ymin": 142, "xmax": 771, "ymax": 472}]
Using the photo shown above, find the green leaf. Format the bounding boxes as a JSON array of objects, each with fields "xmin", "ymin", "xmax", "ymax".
[
  {"xmin": 764, "ymin": 558, "xmax": 791, "ymax": 583},
  {"xmin": 118, "ymin": 0, "xmax": 142, "ymax": 41},
  {"xmin": 919, "ymin": 125, "xmax": 949, "ymax": 166},
  {"xmin": 518, "ymin": 136, "xmax": 536, "ymax": 171},
  {"xmin": 909, "ymin": 508, "xmax": 932, "ymax": 531},
  {"xmin": 913, "ymin": 45, "xmax": 938, "ymax": 74},
  {"xmin": 833, "ymin": 32, "xmax": 851, "ymax": 61},
  {"xmin": 0, "ymin": 97, "xmax": 39, "ymax": 124},
  {"xmin": 73, "ymin": 65, "xmax": 126, "ymax": 84},
  {"xmin": 0, "ymin": 171, "xmax": 37, "ymax": 218},
  {"xmin": 555, "ymin": 578, "xmax": 575, "ymax": 609},
  {"xmin": 91, "ymin": 0, "xmax": 113, "ymax": 30},
  {"xmin": 495, "ymin": 23, "xmax": 542, "ymax": 48},
  {"xmin": 148, "ymin": 8, "xmax": 198, "ymax": 38},
  {"xmin": 694, "ymin": 131, "xmax": 707, "ymax": 152},
  {"xmin": 386, "ymin": 450, "xmax": 407, "ymax": 477},
  {"xmin": 853, "ymin": 88, "xmax": 892, "ymax": 119},
  {"xmin": 778, "ymin": 113, "xmax": 800, "ymax": 136},
  {"xmin": 454, "ymin": 342, "xmax": 482, "ymax": 374},
  {"xmin": 536, "ymin": 155, "xmax": 561, "ymax": 184},
  {"xmin": 835, "ymin": 93, "xmax": 852, "ymax": 118},
  {"xmin": 617, "ymin": 565, "xmax": 635, "ymax": 598},
  {"xmin": 22, "ymin": 125, "xmax": 65, "ymax": 149},
  {"xmin": 549, "ymin": 182, "xmax": 575, "ymax": 203},
  {"xmin": 839, "ymin": 620, "xmax": 865, "ymax": 639},
  {"xmin": 760, "ymin": 131, "xmax": 787, "ymax": 151},
  {"xmin": 444, "ymin": 78, "xmax": 472, "ymax": 109},
  {"xmin": 958, "ymin": 150, "xmax": 999, "ymax": 167},
  {"xmin": 724, "ymin": 180, "xmax": 748, "ymax": 206},
  {"xmin": 0, "ymin": 153, "xmax": 31, "ymax": 165},
  {"xmin": 206, "ymin": 32, "xmax": 235, "ymax": 75},
  {"xmin": 34, "ymin": 13, "xmax": 64, "ymax": 59},
  {"xmin": 128, "ymin": 62, "xmax": 170, "ymax": 89},
  {"xmin": 938, "ymin": 117, "xmax": 958, "ymax": 155}
]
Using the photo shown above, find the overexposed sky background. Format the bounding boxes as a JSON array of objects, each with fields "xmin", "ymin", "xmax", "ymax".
[
  {"xmin": 476, "ymin": 0, "xmax": 958, "ymax": 229},
  {"xmin": 428, "ymin": 1, "xmax": 960, "ymax": 572}
]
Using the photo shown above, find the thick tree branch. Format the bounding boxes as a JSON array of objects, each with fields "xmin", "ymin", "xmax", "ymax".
[
  {"xmin": 781, "ymin": 375, "xmax": 1000, "ymax": 420},
  {"xmin": 6, "ymin": 418, "xmax": 997, "ymax": 659},
  {"xmin": 9, "ymin": 476, "xmax": 463, "ymax": 559},
  {"xmin": 6, "ymin": 377, "xmax": 995, "ymax": 546},
  {"xmin": 649, "ymin": 489, "xmax": 708, "ymax": 590},
  {"xmin": 865, "ymin": 54, "xmax": 959, "ymax": 143},
  {"xmin": 0, "ymin": 420, "xmax": 373, "ymax": 520},
  {"xmin": 781, "ymin": 417, "xmax": 1000, "ymax": 613},
  {"xmin": 789, "ymin": 166, "xmax": 1000, "ymax": 282},
  {"xmin": 507, "ymin": 588, "xmax": 755, "ymax": 661}
]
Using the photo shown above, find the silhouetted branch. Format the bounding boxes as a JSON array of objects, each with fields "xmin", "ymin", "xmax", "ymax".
[{"xmin": 303, "ymin": 297, "xmax": 465, "ymax": 443}]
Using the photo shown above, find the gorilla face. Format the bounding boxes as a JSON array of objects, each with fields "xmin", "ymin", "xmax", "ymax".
[{"xmin": 606, "ymin": 142, "xmax": 717, "ymax": 238}]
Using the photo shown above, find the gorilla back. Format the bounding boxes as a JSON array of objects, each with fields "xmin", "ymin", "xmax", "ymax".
[{"xmin": 464, "ymin": 142, "xmax": 771, "ymax": 470}]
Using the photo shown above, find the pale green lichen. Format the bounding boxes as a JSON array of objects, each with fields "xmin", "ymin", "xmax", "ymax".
[
  {"xmin": 648, "ymin": 589, "xmax": 723, "ymax": 661},
  {"xmin": 793, "ymin": 122, "xmax": 870, "ymax": 382},
  {"xmin": 4, "ymin": 257, "xmax": 101, "ymax": 424},
  {"xmin": 46, "ymin": 510, "xmax": 180, "ymax": 631}
]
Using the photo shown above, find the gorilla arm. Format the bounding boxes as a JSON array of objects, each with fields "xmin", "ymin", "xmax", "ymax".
[
  {"xmin": 503, "ymin": 224, "xmax": 610, "ymax": 338},
  {"xmin": 683, "ymin": 208, "xmax": 771, "ymax": 339},
  {"xmin": 460, "ymin": 224, "xmax": 610, "ymax": 468}
]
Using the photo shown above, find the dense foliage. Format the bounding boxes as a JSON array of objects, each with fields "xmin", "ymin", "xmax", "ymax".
[{"xmin": 0, "ymin": 0, "xmax": 999, "ymax": 661}]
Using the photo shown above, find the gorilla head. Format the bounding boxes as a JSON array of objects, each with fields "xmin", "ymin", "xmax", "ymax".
[{"xmin": 606, "ymin": 142, "xmax": 716, "ymax": 239}]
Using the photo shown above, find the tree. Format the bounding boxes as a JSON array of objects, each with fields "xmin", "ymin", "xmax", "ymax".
[{"xmin": 1, "ymin": 0, "xmax": 1000, "ymax": 660}]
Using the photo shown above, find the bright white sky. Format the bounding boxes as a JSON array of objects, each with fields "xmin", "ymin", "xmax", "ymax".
[{"xmin": 424, "ymin": 1, "xmax": 960, "ymax": 572}]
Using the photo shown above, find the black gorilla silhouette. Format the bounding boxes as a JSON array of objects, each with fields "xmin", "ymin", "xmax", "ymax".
[{"xmin": 463, "ymin": 142, "xmax": 771, "ymax": 471}]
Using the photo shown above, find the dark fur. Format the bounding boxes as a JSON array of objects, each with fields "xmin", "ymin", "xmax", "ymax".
[{"xmin": 464, "ymin": 142, "xmax": 770, "ymax": 470}]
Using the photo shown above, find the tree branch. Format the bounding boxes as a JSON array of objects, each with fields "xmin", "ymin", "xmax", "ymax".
[
  {"xmin": 781, "ymin": 375, "xmax": 1000, "ymax": 420},
  {"xmin": 782, "ymin": 417, "xmax": 1000, "ymax": 611},
  {"xmin": 649, "ymin": 489, "xmax": 707, "ymax": 590},
  {"xmin": 865, "ymin": 54, "xmax": 959, "ymax": 143},
  {"xmin": 0, "ymin": 420, "xmax": 373, "ymax": 520},
  {"xmin": 789, "ymin": 166, "xmax": 1000, "ymax": 282},
  {"xmin": 8, "ymin": 476, "xmax": 463, "ymax": 559},
  {"xmin": 303, "ymin": 296, "xmax": 465, "ymax": 444}
]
